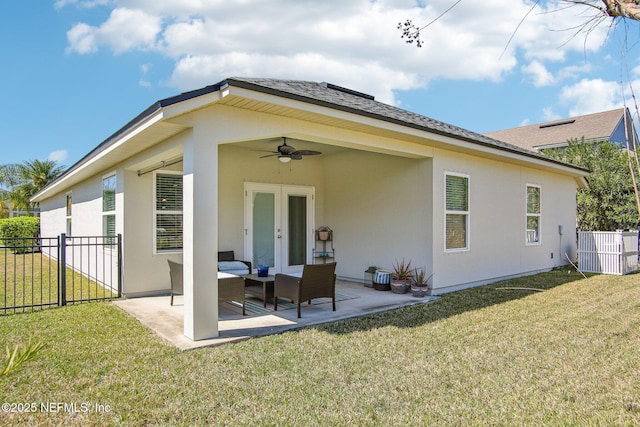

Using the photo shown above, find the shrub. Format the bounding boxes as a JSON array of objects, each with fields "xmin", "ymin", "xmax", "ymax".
[{"xmin": 0, "ymin": 216, "xmax": 40, "ymax": 253}]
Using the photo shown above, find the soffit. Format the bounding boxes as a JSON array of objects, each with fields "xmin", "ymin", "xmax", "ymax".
[
  {"xmin": 212, "ymin": 92, "xmax": 588, "ymax": 177},
  {"xmin": 214, "ymin": 93, "xmax": 445, "ymax": 149}
]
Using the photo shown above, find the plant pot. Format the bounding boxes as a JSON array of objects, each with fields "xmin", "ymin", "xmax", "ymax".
[
  {"xmin": 373, "ymin": 282, "xmax": 391, "ymax": 291},
  {"xmin": 373, "ymin": 270, "xmax": 391, "ymax": 291},
  {"xmin": 411, "ymin": 286, "xmax": 428, "ymax": 298},
  {"xmin": 318, "ymin": 231, "xmax": 330, "ymax": 241},
  {"xmin": 390, "ymin": 279, "xmax": 411, "ymax": 294}
]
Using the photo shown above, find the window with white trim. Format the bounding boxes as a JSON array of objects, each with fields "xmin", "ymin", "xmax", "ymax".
[
  {"xmin": 526, "ymin": 185, "xmax": 541, "ymax": 244},
  {"xmin": 154, "ymin": 172, "xmax": 183, "ymax": 252},
  {"xmin": 66, "ymin": 192, "xmax": 72, "ymax": 236},
  {"xmin": 445, "ymin": 173, "xmax": 469, "ymax": 251},
  {"xmin": 102, "ymin": 174, "xmax": 116, "ymax": 243}
]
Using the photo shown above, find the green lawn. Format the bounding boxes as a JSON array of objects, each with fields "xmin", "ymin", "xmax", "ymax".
[
  {"xmin": 1, "ymin": 268, "xmax": 639, "ymax": 426},
  {"xmin": 1, "ymin": 248, "xmax": 117, "ymax": 312}
]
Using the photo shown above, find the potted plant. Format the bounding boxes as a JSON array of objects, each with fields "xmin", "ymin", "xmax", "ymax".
[
  {"xmin": 390, "ymin": 258, "xmax": 412, "ymax": 294},
  {"xmin": 317, "ymin": 226, "xmax": 332, "ymax": 241},
  {"xmin": 411, "ymin": 268, "xmax": 433, "ymax": 297}
]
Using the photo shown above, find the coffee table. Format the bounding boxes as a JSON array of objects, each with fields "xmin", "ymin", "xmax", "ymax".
[{"xmin": 243, "ymin": 274, "xmax": 275, "ymax": 307}]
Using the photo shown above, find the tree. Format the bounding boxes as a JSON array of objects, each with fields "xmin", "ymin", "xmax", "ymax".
[
  {"xmin": 542, "ymin": 139, "xmax": 639, "ymax": 230},
  {"xmin": 0, "ymin": 160, "xmax": 65, "ymax": 215},
  {"xmin": 398, "ymin": 1, "xmax": 640, "ymax": 48}
]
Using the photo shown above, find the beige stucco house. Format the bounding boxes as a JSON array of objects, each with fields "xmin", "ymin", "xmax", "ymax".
[{"xmin": 32, "ymin": 78, "xmax": 589, "ymax": 341}]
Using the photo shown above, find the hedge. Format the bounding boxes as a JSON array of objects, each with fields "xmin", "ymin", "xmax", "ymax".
[{"xmin": 0, "ymin": 217, "xmax": 40, "ymax": 253}]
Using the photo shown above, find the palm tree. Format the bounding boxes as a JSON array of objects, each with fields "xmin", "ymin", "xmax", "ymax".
[
  {"xmin": 0, "ymin": 160, "xmax": 65, "ymax": 215},
  {"xmin": 0, "ymin": 192, "xmax": 9, "ymax": 218}
]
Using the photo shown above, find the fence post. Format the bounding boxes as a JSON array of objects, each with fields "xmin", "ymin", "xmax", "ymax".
[
  {"xmin": 59, "ymin": 233, "xmax": 67, "ymax": 306},
  {"xmin": 117, "ymin": 234, "xmax": 123, "ymax": 297}
]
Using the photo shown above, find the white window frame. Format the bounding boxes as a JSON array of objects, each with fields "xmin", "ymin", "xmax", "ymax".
[
  {"xmin": 65, "ymin": 192, "xmax": 72, "ymax": 237},
  {"xmin": 102, "ymin": 173, "xmax": 116, "ymax": 244},
  {"xmin": 153, "ymin": 171, "xmax": 183, "ymax": 254},
  {"xmin": 526, "ymin": 184, "xmax": 541, "ymax": 245},
  {"xmin": 444, "ymin": 172, "xmax": 470, "ymax": 252}
]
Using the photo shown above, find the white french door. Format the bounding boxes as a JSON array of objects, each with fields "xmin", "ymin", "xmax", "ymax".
[{"xmin": 244, "ymin": 183, "xmax": 315, "ymax": 275}]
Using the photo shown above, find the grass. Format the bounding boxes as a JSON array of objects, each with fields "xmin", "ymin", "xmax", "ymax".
[
  {"xmin": 0, "ymin": 248, "xmax": 116, "ymax": 312},
  {"xmin": 1, "ymin": 268, "xmax": 639, "ymax": 425}
]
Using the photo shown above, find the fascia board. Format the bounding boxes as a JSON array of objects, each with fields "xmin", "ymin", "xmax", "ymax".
[{"xmin": 32, "ymin": 110, "xmax": 165, "ymax": 201}]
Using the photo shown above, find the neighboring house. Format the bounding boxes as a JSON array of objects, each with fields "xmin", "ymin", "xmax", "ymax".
[
  {"xmin": 484, "ymin": 108, "xmax": 639, "ymax": 152},
  {"xmin": 31, "ymin": 78, "xmax": 589, "ymax": 341}
]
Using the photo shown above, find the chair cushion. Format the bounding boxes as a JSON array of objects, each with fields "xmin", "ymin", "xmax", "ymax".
[{"xmin": 218, "ymin": 261, "xmax": 249, "ymax": 275}]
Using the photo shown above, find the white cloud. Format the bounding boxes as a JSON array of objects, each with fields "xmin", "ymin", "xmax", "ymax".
[
  {"xmin": 523, "ymin": 60, "xmax": 555, "ymax": 86},
  {"xmin": 542, "ymin": 107, "xmax": 561, "ymax": 121},
  {"xmin": 55, "ymin": 0, "xmax": 110, "ymax": 10},
  {"xmin": 48, "ymin": 150, "xmax": 69, "ymax": 164},
  {"xmin": 66, "ymin": 23, "xmax": 97, "ymax": 54},
  {"xmin": 559, "ymin": 78, "xmax": 623, "ymax": 115},
  {"xmin": 62, "ymin": 0, "xmax": 615, "ymax": 105},
  {"xmin": 66, "ymin": 8, "xmax": 161, "ymax": 54}
]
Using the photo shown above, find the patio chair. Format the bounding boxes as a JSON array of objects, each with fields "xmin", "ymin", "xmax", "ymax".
[
  {"xmin": 218, "ymin": 251, "xmax": 252, "ymax": 275},
  {"xmin": 167, "ymin": 259, "xmax": 183, "ymax": 306},
  {"xmin": 274, "ymin": 263, "xmax": 337, "ymax": 318}
]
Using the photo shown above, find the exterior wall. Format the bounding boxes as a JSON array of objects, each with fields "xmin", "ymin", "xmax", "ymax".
[
  {"xmin": 37, "ymin": 168, "xmax": 123, "ymax": 290},
  {"xmin": 324, "ymin": 150, "xmax": 433, "ymax": 281},
  {"xmin": 119, "ymin": 134, "xmax": 186, "ymax": 296},
  {"xmin": 430, "ymin": 148, "xmax": 578, "ymax": 293}
]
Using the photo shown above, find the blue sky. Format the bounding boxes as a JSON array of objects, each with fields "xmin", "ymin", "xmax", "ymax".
[{"xmin": 1, "ymin": 0, "xmax": 639, "ymax": 168}]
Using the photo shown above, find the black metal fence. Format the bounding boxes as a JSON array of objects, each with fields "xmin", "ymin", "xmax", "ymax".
[{"xmin": 1, "ymin": 234, "xmax": 122, "ymax": 314}]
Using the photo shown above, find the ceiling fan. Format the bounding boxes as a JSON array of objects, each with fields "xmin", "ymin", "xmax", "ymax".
[{"xmin": 259, "ymin": 137, "xmax": 321, "ymax": 163}]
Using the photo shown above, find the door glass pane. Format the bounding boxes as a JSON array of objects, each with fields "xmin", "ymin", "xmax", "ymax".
[
  {"xmin": 288, "ymin": 195, "xmax": 307, "ymax": 266},
  {"xmin": 253, "ymin": 193, "xmax": 275, "ymax": 268}
]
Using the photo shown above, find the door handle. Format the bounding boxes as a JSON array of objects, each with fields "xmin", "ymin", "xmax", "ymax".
[{"xmin": 277, "ymin": 235, "xmax": 282, "ymax": 239}]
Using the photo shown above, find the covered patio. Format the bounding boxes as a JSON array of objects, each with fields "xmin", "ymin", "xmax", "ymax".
[{"xmin": 114, "ymin": 279, "xmax": 438, "ymax": 350}]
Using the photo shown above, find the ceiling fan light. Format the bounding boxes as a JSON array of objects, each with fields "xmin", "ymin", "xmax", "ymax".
[{"xmin": 278, "ymin": 156, "xmax": 291, "ymax": 163}]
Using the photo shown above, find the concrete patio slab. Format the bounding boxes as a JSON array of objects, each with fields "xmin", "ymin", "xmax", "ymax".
[{"xmin": 113, "ymin": 279, "xmax": 437, "ymax": 350}]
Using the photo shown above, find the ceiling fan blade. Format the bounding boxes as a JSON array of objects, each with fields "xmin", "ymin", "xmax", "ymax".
[
  {"xmin": 293, "ymin": 150, "xmax": 321, "ymax": 156},
  {"xmin": 278, "ymin": 145, "xmax": 296, "ymax": 155},
  {"xmin": 290, "ymin": 154, "xmax": 303, "ymax": 160},
  {"xmin": 259, "ymin": 153, "xmax": 280, "ymax": 158}
]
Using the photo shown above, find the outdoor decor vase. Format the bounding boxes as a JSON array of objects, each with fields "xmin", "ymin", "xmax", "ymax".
[
  {"xmin": 257, "ymin": 265, "xmax": 269, "ymax": 277},
  {"xmin": 373, "ymin": 270, "xmax": 391, "ymax": 291}
]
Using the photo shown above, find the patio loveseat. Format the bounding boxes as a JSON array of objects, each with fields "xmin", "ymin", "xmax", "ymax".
[
  {"xmin": 217, "ymin": 250, "xmax": 252, "ymax": 275},
  {"xmin": 167, "ymin": 259, "xmax": 246, "ymax": 315}
]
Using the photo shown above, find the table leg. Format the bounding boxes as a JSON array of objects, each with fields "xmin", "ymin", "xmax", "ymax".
[{"xmin": 262, "ymin": 282, "xmax": 267, "ymax": 307}]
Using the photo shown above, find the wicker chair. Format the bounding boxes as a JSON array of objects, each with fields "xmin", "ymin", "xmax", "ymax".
[
  {"xmin": 167, "ymin": 259, "xmax": 184, "ymax": 306},
  {"xmin": 274, "ymin": 263, "xmax": 337, "ymax": 318}
]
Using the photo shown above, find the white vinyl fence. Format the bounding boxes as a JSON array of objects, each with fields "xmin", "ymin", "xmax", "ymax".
[{"xmin": 577, "ymin": 230, "xmax": 639, "ymax": 275}]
